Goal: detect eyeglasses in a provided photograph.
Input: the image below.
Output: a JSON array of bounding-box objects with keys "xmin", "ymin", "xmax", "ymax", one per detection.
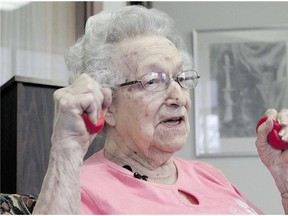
[{"xmin": 117, "ymin": 70, "xmax": 200, "ymax": 92}]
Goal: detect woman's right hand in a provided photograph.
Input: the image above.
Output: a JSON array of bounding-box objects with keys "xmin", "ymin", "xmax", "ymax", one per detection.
[{"xmin": 51, "ymin": 73, "xmax": 112, "ymax": 157}]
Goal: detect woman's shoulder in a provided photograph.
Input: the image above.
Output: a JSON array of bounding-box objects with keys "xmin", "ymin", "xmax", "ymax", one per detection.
[
  {"xmin": 81, "ymin": 149, "xmax": 107, "ymax": 173},
  {"xmin": 173, "ymin": 156, "xmax": 218, "ymax": 171},
  {"xmin": 173, "ymin": 156, "xmax": 231, "ymax": 186}
]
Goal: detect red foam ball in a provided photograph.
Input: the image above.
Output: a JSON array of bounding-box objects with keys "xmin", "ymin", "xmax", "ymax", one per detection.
[
  {"xmin": 82, "ymin": 111, "xmax": 105, "ymax": 134},
  {"xmin": 256, "ymin": 117, "xmax": 288, "ymax": 150}
]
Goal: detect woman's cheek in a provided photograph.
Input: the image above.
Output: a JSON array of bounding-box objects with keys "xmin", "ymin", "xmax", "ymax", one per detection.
[
  {"xmin": 185, "ymin": 92, "xmax": 192, "ymax": 111},
  {"xmin": 136, "ymin": 95, "xmax": 160, "ymax": 128}
]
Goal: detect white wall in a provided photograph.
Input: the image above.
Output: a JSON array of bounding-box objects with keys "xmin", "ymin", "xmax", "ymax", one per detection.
[
  {"xmin": 0, "ymin": 2, "xmax": 76, "ymax": 86},
  {"xmin": 153, "ymin": 1, "xmax": 288, "ymax": 214}
]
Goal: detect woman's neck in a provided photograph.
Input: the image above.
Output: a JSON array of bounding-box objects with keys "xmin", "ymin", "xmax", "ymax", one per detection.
[{"xmin": 103, "ymin": 140, "xmax": 177, "ymax": 184}]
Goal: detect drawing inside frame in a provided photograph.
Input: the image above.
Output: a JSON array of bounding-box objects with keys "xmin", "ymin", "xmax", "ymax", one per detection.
[{"xmin": 192, "ymin": 27, "xmax": 288, "ymax": 157}]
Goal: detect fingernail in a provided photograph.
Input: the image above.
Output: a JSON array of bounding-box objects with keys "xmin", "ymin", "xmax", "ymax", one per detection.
[
  {"xmin": 282, "ymin": 134, "xmax": 288, "ymax": 142},
  {"xmin": 279, "ymin": 129, "xmax": 285, "ymax": 136},
  {"xmin": 279, "ymin": 119, "xmax": 288, "ymax": 126}
]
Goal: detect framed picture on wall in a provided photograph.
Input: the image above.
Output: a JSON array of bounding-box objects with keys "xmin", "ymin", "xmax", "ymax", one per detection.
[{"xmin": 192, "ymin": 26, "xmax": 288, "ymax": 157}]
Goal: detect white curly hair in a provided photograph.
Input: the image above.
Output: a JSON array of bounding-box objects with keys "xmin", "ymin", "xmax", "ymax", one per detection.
[{"xmin": 65, "ymin": 5, "xmax": 193, "ymax": 87}]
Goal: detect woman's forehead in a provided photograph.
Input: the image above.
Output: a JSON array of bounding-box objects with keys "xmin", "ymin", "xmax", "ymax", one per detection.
[
  {"xmin": 118, "ymin": 37, "xmax": 169, "ymax": 56},
  {"xmin": 117, "ymin": 35, "xmax": 183, "ymax": 76},
  {"xmin": 119, "ymin": 35, "xmax": 176, "ymax": 49}
]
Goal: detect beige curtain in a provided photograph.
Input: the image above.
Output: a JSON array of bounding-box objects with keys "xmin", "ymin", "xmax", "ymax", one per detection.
[{"xmin": 0, "ymin": 2, "xmax": 88, "ymax": 86}]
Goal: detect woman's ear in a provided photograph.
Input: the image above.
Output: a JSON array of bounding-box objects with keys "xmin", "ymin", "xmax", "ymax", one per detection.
[{"xmin": 104, "ymin": 105, "xmax": 116, "ymax": 126}]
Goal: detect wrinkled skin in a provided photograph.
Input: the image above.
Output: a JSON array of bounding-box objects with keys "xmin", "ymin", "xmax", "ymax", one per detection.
[
  {"xmin": 103, "ymin": 35, "xmax": 192, "ymax": 176},
  {"xmin": 256, "ymin": 108, "xmax": 288, "ymax": 214},
  {"xmin": 33, "ymin": 74, "xmax": 112, "ymax": 214},
  {"xmin": 51, "ymin": 74, "xmax": 112, "ymax": 156}
]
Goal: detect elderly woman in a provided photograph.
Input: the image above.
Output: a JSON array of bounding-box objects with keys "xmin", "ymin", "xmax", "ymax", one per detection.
[{"xmin": 33, "ymin": 6, "xmax": 288, "ymax": 214}]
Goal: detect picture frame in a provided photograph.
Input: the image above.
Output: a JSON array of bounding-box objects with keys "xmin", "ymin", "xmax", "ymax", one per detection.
[{"xmin": 192, "ymin": 26, "xmax": 288, "ymax": 157}]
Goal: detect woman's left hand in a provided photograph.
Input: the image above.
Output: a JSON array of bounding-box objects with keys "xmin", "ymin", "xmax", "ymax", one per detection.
[{"xmin": 256, "ymin": 108, "xmax": 288, "ymax": 212}]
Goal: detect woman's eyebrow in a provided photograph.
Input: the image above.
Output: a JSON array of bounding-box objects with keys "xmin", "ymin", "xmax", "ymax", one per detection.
[{"xmin": 140, "ymin": 61, "xmax": 184, "ymax": 73}]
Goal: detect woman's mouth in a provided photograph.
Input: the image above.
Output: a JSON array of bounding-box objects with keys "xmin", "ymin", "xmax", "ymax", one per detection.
[{"xmin": 161, "ymin": 116, "xmax": 184, "ymax": 126}]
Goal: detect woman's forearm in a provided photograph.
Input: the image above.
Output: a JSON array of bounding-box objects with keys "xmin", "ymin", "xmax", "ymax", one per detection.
[
  {"xmin": 33, "ymin": 142, "xmax": 83, "ymax": 214},
  {"xmin": 271, "ymin": 163, "xmax": 288, "ymax": 215}
]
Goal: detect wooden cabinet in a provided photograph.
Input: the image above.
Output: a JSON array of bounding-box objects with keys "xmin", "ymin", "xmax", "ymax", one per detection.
[
  {"xmin": 1, "ymin": 77, "xmax": 63, "ymax": 194},
  {"xmin": 1, "ymin": 76, "xmax": 104, "ymax": 195}
]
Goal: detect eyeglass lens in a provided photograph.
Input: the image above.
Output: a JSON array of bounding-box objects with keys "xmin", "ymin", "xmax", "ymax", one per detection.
[{"xmin": 141, "ymin": 71, "xmax": 199, "ymax": 91}]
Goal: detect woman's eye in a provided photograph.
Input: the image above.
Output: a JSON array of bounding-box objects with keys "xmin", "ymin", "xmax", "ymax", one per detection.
[
  {"xmin": 146, "ymin": 79, "xmax": 160, "ymax": 85},
  {"xmin": 177, "ymin": 77, "xmax": 185, "ymax": 82}
]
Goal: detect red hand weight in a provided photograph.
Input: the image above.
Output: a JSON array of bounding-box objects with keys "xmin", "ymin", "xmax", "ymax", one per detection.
[
  {"xmin": 256, "ymin": 117, "xmax": 288, "ymax": 150},
  {"xmin": 82, "ymin": 111, "xmax": 105, "ymax": 134}
]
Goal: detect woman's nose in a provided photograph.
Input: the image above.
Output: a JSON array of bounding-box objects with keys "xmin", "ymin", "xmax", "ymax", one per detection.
[{"xmin": 164, "ymin": 80, "xmax": 186, "ymax": 107}]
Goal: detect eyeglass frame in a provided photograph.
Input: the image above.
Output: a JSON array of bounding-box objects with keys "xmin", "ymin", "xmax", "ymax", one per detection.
[{"xmin": 117, "ymin": 70, "xmax": 200, "ymax": 92}]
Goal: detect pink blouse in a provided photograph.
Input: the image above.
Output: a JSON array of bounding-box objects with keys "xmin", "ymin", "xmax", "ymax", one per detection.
[{"xmin": 80, "ymin": 150, "xmax": 262, "ymax": 214}]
